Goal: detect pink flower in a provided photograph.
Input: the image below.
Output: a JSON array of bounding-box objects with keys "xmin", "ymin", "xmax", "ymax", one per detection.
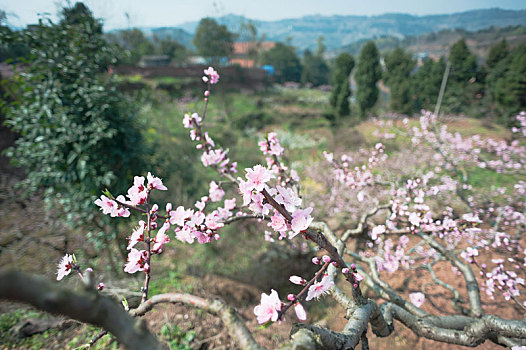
[
  {"xmin": 203, "ymin": 67, "xmax": 219, "ymax": 84},
  {"xmin": 409, "ymin": 292, "xmax": 425, "ymax": 307},
  {"xmin": 224, "ymin": 198, "xmax": 236, "ymax": 210},
  {"xmin": 127, "ymin": 176, "xmax": 147, "ymax": 205},
  {"xmin": 245, "ymin": 165, "xmax": 274, "ymax": 192},
  {"xmin": 57, "ymin": 254, "xmax": 74, "ymax": 281},
  {"xmin": 290, "ymin": 207, "xmax": 314, "ymax": 238},
  {"xmin": 289, "ymin": 275, "xmax": 306, "ymax": 285},
  {"xmin": 94, "ymin": 195, "xmax": 117, "ymax": 215},
  {"xmin": 294, "ymin": 302, "xmax": 307, "ymax": 321},
  {"xmin": 408, "ymin": 212, "xmax": 420, "ymax": 226},
  {"xmin": 201, "ymin": 149, "xmax": 227, "ymax": 167},
  {"xmin": 275, "ymin": 186, "xmax": 301, "ymax": 212},
  {"xmin": 152, "ymin": 222, "xmax": 170, "ymax": 253},
  {"xmin": 254, "ymin": 289, "xmax": 282, "ymax": 324},
  {"xmin": 147, "ymin": 172, "xmax": 167, "ymax": 191},
  {"xmin": 96, "ymin": 282, "xmax": 105, "ymax": 291},
  {"xmin": 209, "ymin": 181, "xmax": 225, "ymax": 202},
  {"xmin": 238, "ymin": 178, "xmax": 254, "ymax": 206},
  {"xmin": 269, "ymin": 213, "xmax": 288, "ymax": 232},
  {"xmin": 371, "ymin": 225, "xmax": 386, "ymax": 240},
  {"xmin": 175, "ymin": 225, "xmax": 196, "ymax": 244},
  {"xmin": 124, "ymin": 248, "xmax": 148, "ymax": 274},
  {"xmin": 127, "ymin": 220, "xmax": 146, "ymax": 249},
  {"xmin": 306, "ymin": 274, "xmax": 334, "ymax": 301},
  {"xmin": 169, "ymin": 206, "xmax": 193, "ymax": 226}
]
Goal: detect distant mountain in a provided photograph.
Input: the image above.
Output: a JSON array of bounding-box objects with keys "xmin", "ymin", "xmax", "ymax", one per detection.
[
  {"xmin": 139, "ymin": 27, "xmax": 194, "ymax": 49},
  {"xmin": 171, "ymin": 8, "xmax": 526, "ymax": 51},
  {"xmin": 340, "ymin": 25, "xmax": 526, "ymax": 57}
]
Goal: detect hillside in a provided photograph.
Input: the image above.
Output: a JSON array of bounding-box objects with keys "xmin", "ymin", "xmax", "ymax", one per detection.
[
  {"xmin": 341, "ymin": 25, "xmax": 526, "ymax": 57},
  {"xmin": 167, "ymin": 8, "xmax": 526, "ymax": 51}
]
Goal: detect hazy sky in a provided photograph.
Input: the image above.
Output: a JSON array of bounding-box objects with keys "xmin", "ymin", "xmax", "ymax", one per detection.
[{"xmin": 2, "ymin": 0, "xmax": 525, "ymax": 29}]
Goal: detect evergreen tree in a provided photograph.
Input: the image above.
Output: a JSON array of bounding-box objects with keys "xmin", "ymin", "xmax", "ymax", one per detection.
[
  {"xmin": 411, "ymin": 58, "xmax": 446, "ymax": 111},
  {"xmin": 301, "ymin": 49, "xmax": 329, "ymax": 86},
  {"xmin": 261, "ymin": 42, "xmax": 302, "ymax": 83},
  {"xmin": 486, "ymin": 39, "xmax": 509, "ymax": 69},
  {"xmin": 4, "ymin": 2, "xmax": 148, "ymax": 230},
  {"xmin": 488, "ymin": 43, "xmax": 526, "ymax": 122},
  {"xmin": 443, "ymin": 39, "xmax": 480, "ymax": 113},
  {"xmin": 384, "ymin": 47, "xmax": 415, "ymax": 114},
  {"xmin": 329, "ymin": 53, "xmax": 355, "ymax": 119},
  {"xmin": 355, "ymin": 41, "xmax": 381, "ymax": 116},
  {"xmin": 193, "ymin": 18, "xmax": 235, "ymax": 65}
]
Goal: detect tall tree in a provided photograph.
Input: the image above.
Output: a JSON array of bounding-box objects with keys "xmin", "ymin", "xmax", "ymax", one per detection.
[
  {"xmin": 4, "ymin": 2, "xmax": 148, "ymax": 230},
  {"xmin": 355, "ymin": 41, "xmax": 381, "ymax": 116},
  {"xmin": 411, "ymin": 57, "xmax": 446, "ymax": 111},
  {"xmin": 301, "ymin": 49, "xmax": 329, "ymax": 86},
  {"xmin": 486, "ymin": 39, "xmax": 509, "ymax": 70},
  {"xmin": 261, "ymin": 42, "xmax": 302, "ymax": 83},
  {"xmin": 443, "ymin": 39, "xmax": 480, "ymax": 113},
  {"xmin": 330, "ymin": 53, "xmax": 355, "ymax": 119},
  {"xmin": 488, "ymin": 43, "xmax": 526, "ymax": 122},
  {"xmin": 193, "ymin": 18, "xmax": 235, "ymax": 65},
  {"xmin": 384, "ymin": 47, "xmax": 416, "ymax": 114}
]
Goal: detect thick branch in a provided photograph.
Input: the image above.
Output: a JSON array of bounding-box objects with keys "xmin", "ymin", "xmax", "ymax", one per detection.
[
  {"xmin": 0, "ymin": 270, "xmax": 166, "ymax": 350},
  {"xmin": 130, "ymin": 293, "xmax": 264, "ymax": 350},
  {"xmin": 418, "ymin": 233, "xmax": 482, "ymax": 317},
  {"xmin": 381, "ymin": 302, "xmax": 526, "ymax": 347}
]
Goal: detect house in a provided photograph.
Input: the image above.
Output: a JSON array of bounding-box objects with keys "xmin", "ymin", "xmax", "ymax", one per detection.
[{"xmin": 230, "ymin": 41, "xmax": 275, "ymax": 68}]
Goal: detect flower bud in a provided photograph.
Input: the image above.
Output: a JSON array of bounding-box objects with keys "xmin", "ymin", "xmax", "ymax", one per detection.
[
  {"xmin": 312, "ymin": 257, "xmax": 321, "ymax": 265},
  {"xmin": 342, "ymin": 267, "xmax": 350, "ymax": 274},
  {"xmin": 322, "ymin": 255, "xmax": 331, "ymax": 263},
  {"xmin": 289, "ymin": 275, "xmax": 306, "ymax": 285},
  {"xmin": 97, "ymin": 282, "xmax": 105, "ymax": 291},
  {"xmin": 287, "ymin": 294, "xmax": 295, "ymax": 301}
]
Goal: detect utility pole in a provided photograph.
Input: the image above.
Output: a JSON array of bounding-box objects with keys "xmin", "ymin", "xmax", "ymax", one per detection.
[{"xmin": 434, "ymin": 60, "xmax": 451, "ymax": 118}]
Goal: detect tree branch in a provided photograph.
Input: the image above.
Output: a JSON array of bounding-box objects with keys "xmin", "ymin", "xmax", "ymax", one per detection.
[
  {"xmin": 130, "ymin": 293, "xmax": 264, "ymax": 350},
  {"xmin": 0, "ymin": 270, "xmax": 167, "ymax": 350}
]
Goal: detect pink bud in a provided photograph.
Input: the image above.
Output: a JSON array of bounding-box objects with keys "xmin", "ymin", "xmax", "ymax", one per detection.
[
  {"xmin": 322, "ymin": 255, "xmax": 331, "ymax": 263},
  {"xmin": 289, "ymin": 275, "xmax": 306, "ymax": 285},
  {"xmin": 204, "ymin": 98, "xmax": 208, "ymax": 102},
  {"xmin": 294, "ymin": 302, "xmax": 307, "ymax": 321},
  {"xmin": 196, "ymin": 144, "xmax": 203, "ymax": 149},
  {"xmin": 353, "ymin": 283, "xmax": 358, "ymax": 288},
  {"xmin": 287, "ymin": 294, "xmax": 295, "ymax": 301},
  {"xmin": 312, "ymin": 257, "xmax": 320, "ymax": 265},
  {"xmin": 342, "ymin": 268, "xmax": 350, "ymax": 274},
  {"xmin": 331, "ymin": 261, "xmax": 338, "ymax": 267},
  {"xmin": 350, "ymin": 263, "xmax": 356, "ymax": 270},
  {"xmin": 85, "ymin": 268, "xmax": 93, "ymax": 273},
  {"xmin": 204, "ymin": 90, "xmax": 210, "ymax": 97},
  {"xmin": 166, "ymin": 203, "xmax": 172, "ymax": 212},
  {"xmin": 97, "ymin": 282, "xmax": 105, "ymax": 291}
]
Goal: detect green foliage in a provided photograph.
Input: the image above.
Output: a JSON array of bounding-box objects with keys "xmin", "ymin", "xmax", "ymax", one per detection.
[
  {"xmin": 105, "ymin": 29, "xmax": 155, "ymax": 65},
  {"xmin": 160, "ymin": 324, "xmax": 196, "ymax": 350},
  {"xmin": 329, "ymin": 53, "xmax": 355, "ymax": 120},
  {"xmin": 442, "ymin": 39, "xmax": 481, "ymax": 113},
  {"xmin": 384, "ymin": 47, "xmax": 416, "ymax": 114},
  {"xmin": 261, "ymin": 42, "xmax": 302, "ymax": 83},
  {"xmin": 153, "ymin": 35, "xmax": 187, "ymax": 64},
  {"xmin": 488, "ymin": 43, "xmax": 526, "ymax": 121},
  {"xmin": 3, "ymin": 3, "xmax": 148, "ymax": 228},
  {"xmin": 301, "ymin": 49, "xmax": 329, "ymax": 86},
  {"xmin": 486, "ymin": 39, "xmax": 509, "ymax": 69},
  {"xmin": 411, "ymin": 58, "xmax": 446, "ymax": 111},
  {"xmin": 193, "ymin": 18, "xmax": 235, "ymax": 64},
  {"xmin": 355, "ymin": 41, "xmax": 381, "ymax": 116}
]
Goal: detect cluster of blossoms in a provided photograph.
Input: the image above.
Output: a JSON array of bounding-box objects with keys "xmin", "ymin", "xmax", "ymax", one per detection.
[{"xmin": 408, "ymin": 112, "xmax": 525, "ymax": 174}]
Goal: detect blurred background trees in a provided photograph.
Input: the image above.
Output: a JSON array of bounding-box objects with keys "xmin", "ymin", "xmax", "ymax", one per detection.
[{"xmin": 3, "ymin": 3, "xmax": 149, "ymax": 245}]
